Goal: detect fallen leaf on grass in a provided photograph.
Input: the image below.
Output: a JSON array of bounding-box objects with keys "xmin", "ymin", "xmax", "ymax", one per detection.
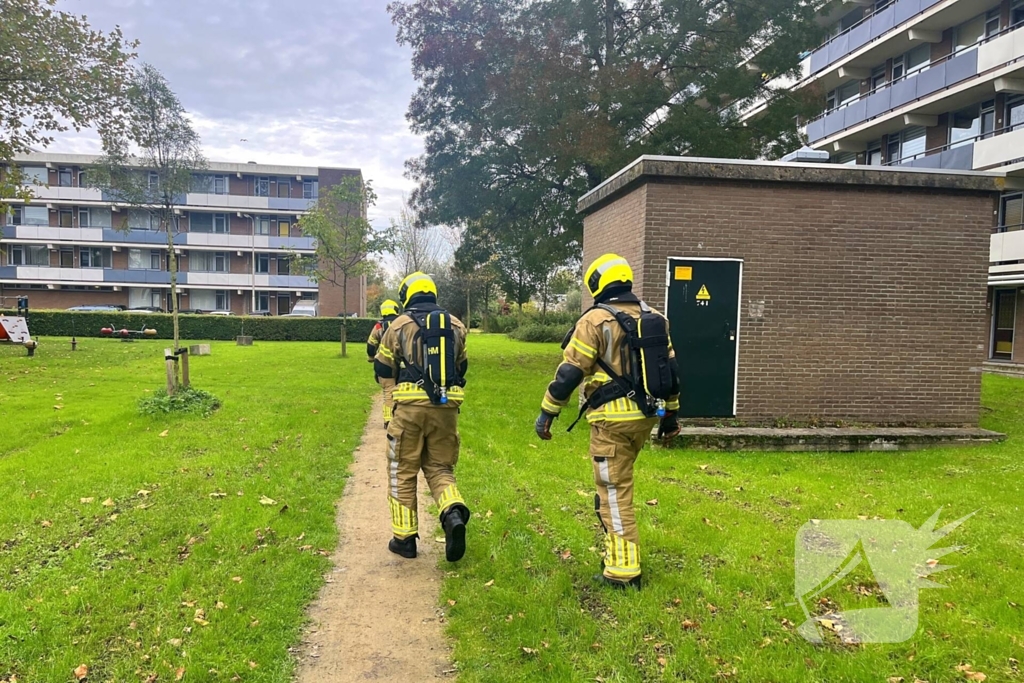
[
  {"xmin": 448, "ymin": 599, "xmax": 457, "ymax": 606},
  {"xmin": 231, "ymin": 576, "xmax": 243, "ymax": 583},
  {"xmin": 53, "ymin": 405, "xmax": 62, "ymax": 410},
  {"xmin": 657, "ymin": 656, "xmax": 667, "ymax": 667},
  {"xmin": 646, "ymin": 499, "xmax": 659, "ymax": 506},
  {"xmin": 215, "ymin": 601, "xmax": 226, "ymax": 610},
  {"xmin": 681, "ymin": 619, "xmax": 699, "ymax": 630},
  {"xmin": 888, "ymin": 678, "xmax": 905, "ymax": 683},
  {"xmin": 209, "ymin": 492, "xmax": 227, "ymax": 499},
  {"xmin": 80, "ymin": 497, "xmax": 94, "ymax": 504},
  {"xmin": 522, "ymin": 647, "xmax": 538, "ymax": 655},
  {"xmin": 259, "ymin": 496, "xmax": 277, "ymax": 506},
  {"xmin": 175, "ymin": 667, "xmax": 185, "ymax": 681},
  {"xmin": 73, "ymin": 664, "xmax": 88, "ymax": 680},
  {"xmin": 137, "ymin": 490, "xmax": 151, "ymax": 497},
  {"xmin": 159, "ymin": 430, "xmax": 169, "ymax": 437},
  {"xmin": 102, "ymin": 498, "xmax": 114, "ymax": 507},
  {"xmin": 168, "ymin": 638, "xmax": 183, "ymax": 647},
  {"xmin": 560, "ymin": 549, "xmax": 572, "ymax": 561},
  {"xmin": 41, "ymin": 520, "xmax": 52, "ymax": 528},
  {"xmin": 484, "ymin": 580, "xmax": 495, "ymax": 587},
  {"xmin": 956, "ymin": 664, "xmax": 987, "ymax": 681},
  {"xmin": 249, "ymin": 661, "xmax": 258, "ymax": 670}
]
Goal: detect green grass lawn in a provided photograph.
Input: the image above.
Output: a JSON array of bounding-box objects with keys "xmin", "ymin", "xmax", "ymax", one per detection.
[
  {"xmin": 3, "ymin": 335, "xmax": 1024, "ymax": 683},
  {"xmin": 0, "ymin": 338, "xmax": 376, "ymax": 682},
  {"xmin": 450, "ymin": 336, "xmax": 1024, "ymax": 683}
]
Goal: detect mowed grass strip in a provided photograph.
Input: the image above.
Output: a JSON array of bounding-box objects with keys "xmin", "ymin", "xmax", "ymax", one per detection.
[
  {"xmin": 0, "ymin": 338, "xmax": 375, "ymax": 682},
  {"xmin": 449, "ymin": 335, "xmax": 1024, "ymax": 683}
]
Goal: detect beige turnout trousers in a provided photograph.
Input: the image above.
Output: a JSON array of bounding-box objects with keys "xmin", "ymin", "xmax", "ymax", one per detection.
[
  {"xmin": 590, "ymin": 418, "xmax": 657, "ymax": 581},
  {"xmin": 385, "ymin": 404, "xmax": 465, "ymax": 539}
]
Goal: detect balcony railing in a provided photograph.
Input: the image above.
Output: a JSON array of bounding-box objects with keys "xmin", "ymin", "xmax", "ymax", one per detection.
[
  {"xmin": 2, "ymin": 225, "xmax": 315, "ymax": 251},
  {"xmin": 807, "ymin": 26, "xmax": 1024, "ymax": 143},
  {"xmin": 809, "ymin": 0, "xmax": 945, "ymax": 75}
]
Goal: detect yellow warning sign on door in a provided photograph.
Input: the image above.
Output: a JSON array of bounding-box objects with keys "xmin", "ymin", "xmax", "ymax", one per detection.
[
  {"xmin": 674, "ymin": 266, "xmax": 692, "ymax": 281},
  {"xmin": 696, "ymin": 284, "xmax": 711, "ymax": 301}
]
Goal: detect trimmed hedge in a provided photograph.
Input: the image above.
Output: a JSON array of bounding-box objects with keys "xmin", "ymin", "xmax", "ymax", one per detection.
[
  {"xmin": 1, "ymin": 310, "xmax": 377, "ymax": 343},
  {"xmin": 508, "ymin": 323, "xmax": 571, "ymax": 343}
]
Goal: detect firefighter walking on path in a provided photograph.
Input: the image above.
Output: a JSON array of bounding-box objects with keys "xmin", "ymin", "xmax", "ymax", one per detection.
[
  {"xmin": 367, "ymin": 299, "xmax": 401, "ymax": 427},
  {"xmin": 534, "ymin": 254, "xmax": 681, "ymax": 590},
  {"xmin": 374, "ymin": 272, "xmax": 471, "ymax": 562}
]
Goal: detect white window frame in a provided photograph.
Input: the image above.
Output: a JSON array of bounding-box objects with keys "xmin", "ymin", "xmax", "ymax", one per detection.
[
  {"xmin": 213, "ymin": 213, "xmax": 228, "ymax": 233},
  {"xmin": 78, "ymin": 208, "xmax": 91, "ymax": 228},
  {"xmin": 255, "ymin": 177, "xmax": 270, "ymax": 197},
  {"xmin": 256, "ymin": 252, "xmax": 270, "ymax": 274},
  {"xmin": 128, "ymin": 248, "xmax": 146, "ymax": 270}
]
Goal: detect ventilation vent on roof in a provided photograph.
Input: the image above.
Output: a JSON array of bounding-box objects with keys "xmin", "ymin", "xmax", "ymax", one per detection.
[{"xmin": 780, "ymin": 147, "xmax": 830, "ymax": 163}]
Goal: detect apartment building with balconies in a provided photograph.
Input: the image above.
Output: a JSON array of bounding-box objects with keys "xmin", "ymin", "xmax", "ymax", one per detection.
[
  {"xmin": 740, "ymin": 0, "xmax": 1024, "ymax": 363},
  {"xmin": 0, "ymin": 153, "xmax": 366, "ymax": 317}
]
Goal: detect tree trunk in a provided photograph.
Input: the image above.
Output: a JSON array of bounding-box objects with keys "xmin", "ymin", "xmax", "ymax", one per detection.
[
  {"xmin": 340, "ymin": 274, "xmax": 348, "ymax": 357},
  {"xmin": 605, "ymin": 0, "xmax": 615, "ymax": 66},
  {"xmin": 166, "ymin": 221, "xmax": 181, "ymax": 388}
]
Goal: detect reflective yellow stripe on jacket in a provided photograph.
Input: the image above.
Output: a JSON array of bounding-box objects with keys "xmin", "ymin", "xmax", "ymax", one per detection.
[{"xmin": 392, "ymin": 382, "xmax": 465, "ymax": 404}]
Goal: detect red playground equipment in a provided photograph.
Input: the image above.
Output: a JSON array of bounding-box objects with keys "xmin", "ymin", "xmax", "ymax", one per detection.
[
  {"xmin": 101, "ymin": 324, "xmax": 158, "ymax": 342},
  {"xmin": 0, "ymin": 316, "xmax": 38, "ymax": 356}
]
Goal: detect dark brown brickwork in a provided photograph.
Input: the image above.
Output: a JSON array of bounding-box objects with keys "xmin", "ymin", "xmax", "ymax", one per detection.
[{"xmin": 581, "ymin": 160, "xmax": 999, "ymax": 426}]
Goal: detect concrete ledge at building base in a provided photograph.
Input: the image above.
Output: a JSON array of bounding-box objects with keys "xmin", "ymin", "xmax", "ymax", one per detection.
[
  {"xmin": 983, "ymin": 361, "xmax": 1024, "ymax": 378},
  {"xmin": 664, "ymin": 427, "xmax": 1005, "ymax": 452}
]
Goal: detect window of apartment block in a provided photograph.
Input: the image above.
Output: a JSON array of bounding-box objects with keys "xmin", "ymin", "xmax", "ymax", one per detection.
[
  {"xmin": 216, "ymin": 290, "xmax": 228, "ymax": 310},
  {"xmin": 19, "ymin": 206, "xmax": 48, "ymax": 226},
  {"xmin": 20, "ymin": 166, "xmax": 47, "ymax": 186},
  {"xmin": 80, "ymin": 247, "xmax": 111, "ymax": 268},
  {"xmin": 986, "ymin": 9, "xmax": 1001, "ymax": 37},
  {"xmin": 58, "ymin": 167, "xmax": 74, "ymax": 187},
  {"xmin": 127, "ymin": 209, "xmax": 158, "ymax": 231},
  {"xmin": 278, "ymin": 219, "xmax": 290, "ymax": 236},
  {"xmin": 148, "ymin": 171, "xmax": 160, "ymax": 190},
  {"xmin": 870, "ymin": 66, "xmax": 887, "ymax": 92},
  {"xmin": 213, "ymin": 214, "xmax": 227, "ymax": 233},
  {"xmin": 59, "ymin": 249, "xmax": 73, "ymax": 267},
  {"xmin": 826, "ymin": 80, "xmax": 860, "ymax": 112},
  {"xmin": 278, "ymin": 256, "xmax": 291, "ymax": 275},
  {"xmin": 58, "ymin": 209, "xmax": 73, "ymax": 228},
  {"xmin": 833, "ymin": 6, "xmax": 863, "ymax": 35},
  {"xmin": 277, "ymin": 178, "xmax": 290, "ymax": 198},
  {"xmin": 905, "ymin": 44, "xmax": 930, "ymax": 75},
  {"xmin": 8, "ymin": 207, "xmax": 21, "ymax": 225},
  {"xmin": 129, "ymin": 248, "xmax": 146, "ymax": 270},
  {"xmin": 257, "ymin": 292, "xmax": 270, "ymax": 312},
  {"xmin": 303, "ymin": 179, "xmax": 318, "ymax": 199},
  {"xmin": 191, "ymin": 251, "xmax": 228, "ymax": 272},
  {"xmin": 8, "ymin": 245, "xmax": 50, "ymax": 266},
  {"xmin": 213, "ymin": 175, "xmax": 228, "ymax": 194},
  {"xmin": 190, "ymin": 212, "xmax": 214, "ymax": 233},
  {"xmin": 1007, "ymin": 95, "xmax": 1024, "ymax": 132},
  {"xmin": 87, "ymin": 207, "xmax": 112, "ymax": 228},
  {"xmin": 77, "ymin": 170, "xmax": 87, "ymax": 187},
  {"xmin": 1000, "ymin": 193, "xmax": 1024, "ymax": 230},
  {"xmin": 78, "ymin": 208, "xmax": 91, "ymax": 228},
  {"xmin": 950, "ymin": 101, "xmax": 995, "ymax": 148},
  {"xmin": 256, "ymin": 216, "xmax": 271, "ymax": 235},
  {"xmin": 150, "ymin": 250, "xmax": 162, "ymax": 270},
  {"xmin": 1014, "ymin": 0, "xmax": 1024, "ymax": 27},
  {"xmin": 215, "ymin": 252, "xmax": 227, "ymax": 272},
  {"xmin": 256, "ymin": 253, "xmax": 270, "ymax": 273},
  {"xmin": 867, "ymin": 141, "xmax": 883, "ymax": 165},
  {"xmin": 833, "ymin": 152, "xmax": 857, "ymax": 165},
  {"xmin": 955, "ymin": 14, "xmax": 987, "ymax": 53},
  {"xmin": 256, "ymin": 177, "xmax": 270, "ymax": 197}
]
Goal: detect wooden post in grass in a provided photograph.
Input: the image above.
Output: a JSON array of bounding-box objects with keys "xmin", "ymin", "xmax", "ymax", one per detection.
[
  {"xmin": 180, "ymin": 347, "xmax": 190, "ymax": 388},
  {"xmin": 165, "ymin": 348, "xmax": 177, "ymax": 396}
]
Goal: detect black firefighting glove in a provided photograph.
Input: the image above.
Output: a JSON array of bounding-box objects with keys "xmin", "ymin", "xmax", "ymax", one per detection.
[
  {"xmin": 535, "ymin": 410, "xmax": 556, "ymax": 440},
  {"xmin": 657, "ymin": 411, "xmax": 680, "ymax": 442}
]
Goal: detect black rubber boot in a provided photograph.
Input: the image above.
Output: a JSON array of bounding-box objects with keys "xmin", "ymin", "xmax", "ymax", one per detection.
[
  {"xmin": 388, "ymin": 535, "xmax": 417, "ymax": 559},
  {"xmin": 594, "ymin": 573, "xmax": 642, "ymax": 591},
  {"xmin": 440, "ymin": 504, "xmax": 470, "ymax": 562}
]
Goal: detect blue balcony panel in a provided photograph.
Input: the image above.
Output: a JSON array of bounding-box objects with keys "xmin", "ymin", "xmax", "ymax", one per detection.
[
  {"xmin": 822, "ymin": 109, "xmax": 847, "ymax": 138},
  {"xmin": 945, "ymin": 49, "xmax": 977, "ymax": 87},
  {"xmin": 869, "ymin": 6, "xmax": 895, "ymax": 37},
  {"xmin": 917, "ymin": 63, "xmax": 946, "ymax": 99},
  {"xmin": 894, "ymin": 0, "xmax": 920, "ymax": 26},
  {"xmin": 865, "ymin": 88, "xmax": 892, "ymax": 119},
  {"xmin": 0, "ymin": 266, "xmax": 16, "ymax": 278},
  {"xmin": 849, "ymin": 21, "xmax": 872, "ymax": 53},
  {"xmin": 101, "ymin": 229, "xmax": 188, "ymax": 245},
  {"xmin": 844, "ymin": 98, "xmax": 868, "ymax": 129},
  {"xmin": 104, "ymin": 269, "xmax": 175, "ymax": 285},
  {"xmin": 941, "ymin": 144, "xmax": 975, "ymax": 170},
  {"xmin": 905, "ymin": 154, "xmax": 942, "ymax": 169},
  {"xmin": 269, "ymin": 275, "xmax": 317, "ymax": 289},
  {"xmin": 810, "ymin": 48, "xmax": 829, "ymax": 75},
  {"xmin": 890, "ymin": 74, "xmax": 918, "ymax": 109},
  {"xmin": 807, "ymin": 118, "xmax": 826, "ymax": 142},
  {"xmin": 2, "ymin": 226, "xmax": 15, "ymax": 239},
  {"xmin": 828, "ymin": 33, "xmax": 850, "ymax": 64}
]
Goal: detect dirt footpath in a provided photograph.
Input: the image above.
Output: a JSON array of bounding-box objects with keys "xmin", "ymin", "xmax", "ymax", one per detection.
[{"xmin": 294, "ymin": 395, "xmax": 452, "ymax": 681}]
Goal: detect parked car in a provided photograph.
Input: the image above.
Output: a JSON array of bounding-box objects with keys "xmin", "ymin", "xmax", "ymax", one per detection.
[
  {"xmin": 208, "ymin": 310, "xmax": 235, "ymax": 316},
  {"xmin": 281, "ymin": 301, "xmax": 318, "ymax": 317},
  {"xmin": 128, "ymin": 307, "xmax": 163, "ymax": 314},
  {"xmin": 67, "ymin": 305, "xmax": 126, "ymax": 311}
]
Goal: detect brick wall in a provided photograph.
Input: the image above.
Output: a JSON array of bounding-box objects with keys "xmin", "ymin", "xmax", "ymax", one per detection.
[
  {"xmin": 581, "ymin": 184, "xmax": 647, "ymax": 310},
  {"xmin": 1014, "ymin": 288, "xmax": 1024, "ymax": 364},
  {"xmin": 584, "ymin": 175, "xmax": 995, "ymax": 426}
]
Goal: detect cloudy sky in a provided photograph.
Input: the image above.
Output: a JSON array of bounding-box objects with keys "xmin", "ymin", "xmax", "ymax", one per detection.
[{"xmin": 53, "ymin": 0, "xmax": 422, "ymax": 231}]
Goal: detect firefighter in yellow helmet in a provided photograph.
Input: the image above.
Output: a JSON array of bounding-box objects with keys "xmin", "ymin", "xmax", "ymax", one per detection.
[
  {"xmin": 535, "ymin": 254, "xmax": 681, "ymax": 590},
  {"xmin": 374, "ymin": 272, "xmax": 471, "ymax": 561},
  {"xmin": 367, "ymin": 299, "xmax": 401, "ymax": 427}
]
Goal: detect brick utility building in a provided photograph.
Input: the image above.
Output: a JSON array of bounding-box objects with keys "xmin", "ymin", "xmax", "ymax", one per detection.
[
  {"xmin": 579, "ymin": 156, "xmax": 1006, "ymax": 426},
  {"xmin": 0, "ymin": 153, "xmax": 365, "ymax": 317}
]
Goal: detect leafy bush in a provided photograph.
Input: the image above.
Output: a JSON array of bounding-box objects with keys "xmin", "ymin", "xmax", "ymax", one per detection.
[
  {"xmin": 508, "ymin": 323, "xmax": 570, "ymax": 343},
  {"xmin": 485, "ymin": 311, "xmax": 578, "ymax": 334},
  {"xmin": 1, "ymin": 310, "xmax": 377, "ymax": 343},
  {"xmin": 139, "ymin": 387, "xmax": 221, "ymax": 417}
]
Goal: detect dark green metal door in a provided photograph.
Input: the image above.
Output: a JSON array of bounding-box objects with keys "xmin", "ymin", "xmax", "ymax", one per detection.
[{"xmin": 665, "ymin": 258, "xmax": 742, "ymax": 417}]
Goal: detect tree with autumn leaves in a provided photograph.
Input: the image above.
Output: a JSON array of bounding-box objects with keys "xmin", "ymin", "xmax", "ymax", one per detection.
[{"xmin": 389, "ymin": 0, "xmax": 829, "ymax": 303}]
